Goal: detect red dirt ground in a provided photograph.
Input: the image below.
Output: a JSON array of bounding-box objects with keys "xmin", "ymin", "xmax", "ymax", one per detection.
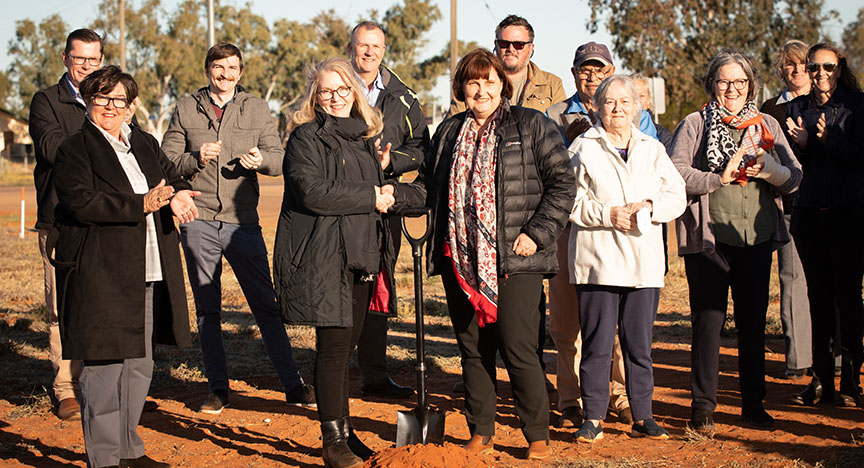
[{"xmin": 2, "ymin": 181, "xmax": 863, "ymax": 467}]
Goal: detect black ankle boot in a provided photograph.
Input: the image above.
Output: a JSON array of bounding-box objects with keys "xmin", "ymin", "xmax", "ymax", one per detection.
[
  {"xmin": 342, "ymin": 417, "xmax": 374, "ymax": 460},
  {"xmin": 321, "ymin": 420, "xmax": 362, "ymax": 468}
]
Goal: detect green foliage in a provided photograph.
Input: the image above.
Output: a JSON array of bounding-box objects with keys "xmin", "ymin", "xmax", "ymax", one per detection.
[
  {"xmin": 587, "ymin": 0, "xmax": 833, "ymax": 128},
  {"xmin": 7, "ymin": 15, "xmax": 69, "ymax": 115},
  {"xmin": 0, "ymin": 71, "xmax": 12, "ymax": 110},
  {"xmin": 5, "ymin": 0, "xmax": 444, "ymax": 138},
  {"xmin": 842, "ymin": 7, "xmax": 864, "ymax": 84}
]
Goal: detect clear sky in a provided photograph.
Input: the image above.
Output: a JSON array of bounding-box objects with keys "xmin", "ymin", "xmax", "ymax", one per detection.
[{"xmin": 0, "ymin": 0, "xmax": 859, "ymax": 107}]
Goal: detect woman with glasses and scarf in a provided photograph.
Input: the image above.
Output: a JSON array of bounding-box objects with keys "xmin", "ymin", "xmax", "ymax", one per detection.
[
  {"xmin": 273, "ymin": 58, "xmax": 397, "ymax": 468},
  {"xmin": 393, "ymin": 48, "xmax": 574, "ymax": 460},
  {"xmin": 670, "ymin": 50, "xmax": 801, "ymax": 431},
  {"xmin": 786, "ymin": 42, "xmax": 864, "ymax": 409}
]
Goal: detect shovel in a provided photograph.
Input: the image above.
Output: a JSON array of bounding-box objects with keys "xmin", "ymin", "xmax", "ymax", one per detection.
[{"xmin": 395, "ymin": 206, "xmax": 446, "ymax": 446}]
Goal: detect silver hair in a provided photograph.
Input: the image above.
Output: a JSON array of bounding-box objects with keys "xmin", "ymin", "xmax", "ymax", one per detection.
[
  {"xmin": 702, "ymin": 49, "xmax": 758, "ymax": 101},
  {"xmin": 592, "ymin": 75, "xmax": 642, "ymax": 125}
]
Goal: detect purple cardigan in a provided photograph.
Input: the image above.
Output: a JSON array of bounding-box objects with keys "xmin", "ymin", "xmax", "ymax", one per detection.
[{"xmin": 669, "ymin": 111, "xmax": 802, "ymax": 255}]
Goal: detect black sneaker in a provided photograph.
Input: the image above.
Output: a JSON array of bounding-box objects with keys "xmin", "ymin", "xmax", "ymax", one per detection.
[
  {"xmin": 740, "ymin": 407, "xmax": 774, "ymax": 428},
  {"xmin": 199, "ymin": 391, "xmax": 229, "ymax": 415},
  {"xmin": 574, "ymin": 420, "xmax": 604, "ymax": 442},
  {"xmin": 631, "ymin": 419, "xmax": 670, "ymax": 439},
  {"xmin": 286, "ymin": 383, "xmax": 317, "ymax": 408}
]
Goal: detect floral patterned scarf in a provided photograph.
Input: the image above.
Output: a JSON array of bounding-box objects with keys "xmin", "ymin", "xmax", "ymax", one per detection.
[
  {"xmin": 444, "ymin": 108, "xmax": 500, "ymax": 327},
  {"xmin": 702, "ymin": 99, "xmax": 774, "ymax": 185}
]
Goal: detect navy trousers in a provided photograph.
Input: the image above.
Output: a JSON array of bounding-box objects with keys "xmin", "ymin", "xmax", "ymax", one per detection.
[{"xmin": 180, "ymin": 220, "xmax": 302, "ymax": 395}]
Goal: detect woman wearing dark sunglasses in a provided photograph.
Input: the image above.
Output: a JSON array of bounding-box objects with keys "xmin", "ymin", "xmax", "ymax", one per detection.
[{"xmin": 786, "ymin": 42, "xmax": 864, "ymax": 409}]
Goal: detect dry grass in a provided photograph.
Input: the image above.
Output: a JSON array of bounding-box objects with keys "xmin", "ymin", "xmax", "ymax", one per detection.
[
  {"xmin": 0, "ymin": 214, "xmax": 789, "ymax": 399},
  {"xmin": 0, "ymin": 160, "xmax": 34, "ymax": 186}
]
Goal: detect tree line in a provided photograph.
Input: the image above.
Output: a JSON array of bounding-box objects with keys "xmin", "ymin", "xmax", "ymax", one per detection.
[
  {"xmin": 0, "ymin": 0, "xmax": 468, "ymax": 139},
  {"xmin": 0, "ymin": 0, "xmax": 862, "ymax": 134}
]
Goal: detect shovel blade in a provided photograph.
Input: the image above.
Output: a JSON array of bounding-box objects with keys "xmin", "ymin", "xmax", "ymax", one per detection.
[{"xmin": 395, "ymin": 407, "xmax": 446, "ymax": 446}]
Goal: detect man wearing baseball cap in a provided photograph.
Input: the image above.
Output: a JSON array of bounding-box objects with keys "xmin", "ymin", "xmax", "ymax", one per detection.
[
  {"xmin": 546, "ymin": 41, "xmax": 659, "ymax": 430},
  {"xmin": 547, "ymin": 41, "xmax": 658, "ymax": 143}
]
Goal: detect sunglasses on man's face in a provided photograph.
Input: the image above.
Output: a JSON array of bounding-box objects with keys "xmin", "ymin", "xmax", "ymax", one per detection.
[
  {"xmin": 495, "ymin": 39, "xmax": 531, "ymax": 50},
  {"xmin": 806, "ymin": 62, "xmax": 837, "ymax": 73}
]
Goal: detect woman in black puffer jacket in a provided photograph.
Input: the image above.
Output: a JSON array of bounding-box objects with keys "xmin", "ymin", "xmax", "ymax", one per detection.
[
  {"xmin": 393, "ymin": 49, "xmax": 575, "ymax": 460},
  {"xmin": 786, "ymin": 42, "xmax": 864, "ymax": 408}
]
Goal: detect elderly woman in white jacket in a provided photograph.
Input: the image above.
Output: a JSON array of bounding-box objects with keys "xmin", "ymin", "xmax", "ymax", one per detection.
[{"xmin": 568, "ymin": 75, "xmax": 686, "ymax": 443}]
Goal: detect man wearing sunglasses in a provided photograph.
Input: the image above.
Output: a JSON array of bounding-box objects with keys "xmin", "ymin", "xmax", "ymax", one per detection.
[
  {"xmin": 162, "ymin": 42, "xmax": 314, "ymax": 415},
  {"xmin": 449, "ymin": 15, "xmax": 566, "ymax": 115},
  {"xmin": 29, "ymin": 28, "xmax": 105, "ymax": 423},
  {"xmin": 546, "ymin": 41, "xmax": 660, "ymax": 430}
]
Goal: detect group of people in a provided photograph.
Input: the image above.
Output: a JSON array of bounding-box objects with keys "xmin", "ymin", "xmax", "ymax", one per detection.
[{"xmin": 29, "ymin": 13, "xmax": 863, "ymax": 468}]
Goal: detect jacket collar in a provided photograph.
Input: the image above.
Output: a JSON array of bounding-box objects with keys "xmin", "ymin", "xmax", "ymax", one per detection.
[
  {"xmin": 57, "ymin": 73, "xmax": 85, "ymax": 107},
  {"xmin": 82, "ymin": 119, "xmax": 164, "ymax": 192},
  {"xmin": 808, "ymin": 84, "xmax": 850, "ymax": 109},
  {"xmin": 564, "ymin": 93, "xmax": 590, "ymax": 115},
  {"xmin": 582, "ymin": 122, "xmax": 650, "ymax": 150}
]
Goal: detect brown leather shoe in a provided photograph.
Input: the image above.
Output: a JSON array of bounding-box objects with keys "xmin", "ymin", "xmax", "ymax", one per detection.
[
  {"xmin": 526, "ymin": 440, "xmax": 551, "ymax": 460},
  {"xmin": 464, "ymin": 435, "xmax": 494, "ymax": 454},
  {"xmin": 617, "ymin": 407, "xmax": 634, "ymax": 424},
  {"xmin": 57, "ymin": 398, "xmax": 81, "ymax": 421},
  {"xmin": 556, "ymin": 406, "xmax": 583, "ymax": 428}
]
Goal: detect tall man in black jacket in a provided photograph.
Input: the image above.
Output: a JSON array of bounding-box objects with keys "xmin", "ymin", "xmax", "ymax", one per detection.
[
  {"xmin": 29, "ymin": 28, "xmax": 105, "ymax": 422},
  {"xmin": 348, "ymin": 21, "xmax": 430, "ymax": 398}
]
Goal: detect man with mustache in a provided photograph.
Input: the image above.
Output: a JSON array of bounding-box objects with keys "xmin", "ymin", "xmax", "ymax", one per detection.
[{"xmin": 162, "ymin": 42, "xmax": 314, "ymax": 414}]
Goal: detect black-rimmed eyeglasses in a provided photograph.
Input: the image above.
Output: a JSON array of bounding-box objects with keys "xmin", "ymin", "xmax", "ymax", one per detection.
[{"xmin": 91, "ymin": 95, "xmax": 130, "ymax": 109}]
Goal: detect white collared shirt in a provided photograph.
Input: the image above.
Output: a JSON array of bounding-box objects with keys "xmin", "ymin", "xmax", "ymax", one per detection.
[
  {"xmin": 90, "ymin": 119, "xmax": 163, "ymax": 282},
  {"xmin": 775, "ymin": 89, "xmax": 794, "ymax": 105},
  {"xmin": 360, "ymin": 71, "xmax": 385, "ymax": 107}
]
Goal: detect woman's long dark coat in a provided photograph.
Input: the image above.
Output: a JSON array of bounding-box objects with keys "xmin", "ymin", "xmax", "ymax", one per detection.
[{"xmin": 51, "ymin": 120, "xmax": 192, "ymax": 361}]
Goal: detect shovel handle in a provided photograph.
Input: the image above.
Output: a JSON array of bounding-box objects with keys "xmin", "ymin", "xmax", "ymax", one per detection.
[{"xmin": 400, "ymin": 206, "xmax": 432, "ymax": 257}]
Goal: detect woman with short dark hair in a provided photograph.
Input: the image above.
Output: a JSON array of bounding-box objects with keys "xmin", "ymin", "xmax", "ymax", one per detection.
[
  {"xmin": 52, "ymin": 65, "xmax": 199, "ymax": 468},
  {"xmin": 670, "ymin": 50, "xmax": 802, "ymax": 431},
  {"xmin": 394, "ymin": 48, "xmax": 575, "ymax": 460}
]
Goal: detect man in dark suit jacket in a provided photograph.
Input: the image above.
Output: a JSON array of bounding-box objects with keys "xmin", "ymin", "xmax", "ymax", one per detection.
[{"xmin": 29, "ymin": 28, "xmax": 104, "ymax": 422}]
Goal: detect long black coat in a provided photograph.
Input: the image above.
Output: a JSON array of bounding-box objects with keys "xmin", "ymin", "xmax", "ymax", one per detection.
[
  {"xmin": 273, "ymin": 112, "xmax": 397, "ymax": 327},
  {"xmin": 395, "ymin": 103, "xmax": 576, "ymax": 278},
  {"xmin": 51, "ymin": 120, "xmax": 192, "ymax": 360}
]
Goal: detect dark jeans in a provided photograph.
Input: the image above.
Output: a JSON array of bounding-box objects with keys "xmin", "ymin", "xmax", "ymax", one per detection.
[
  {"xmin": 179, "ymin": 220, "xmax": 302, "ymax": 395},
  {"xmin": 576, "ymin": 285, "xmax": 660, "ymax": 422},
  {"xmin": 684, "ymin": 241, "xmax": 773, "ymax": 412},
  {"xmin": 442, "ymin": 269, "xmax": 549, "ymax": 443},
  {"xmin": 315, "ymin": 275, "xmax": 373, "ymax": 421},
  {"xmin": 792, "ymin": 208, "xmax": 864, "ymax": 396}
]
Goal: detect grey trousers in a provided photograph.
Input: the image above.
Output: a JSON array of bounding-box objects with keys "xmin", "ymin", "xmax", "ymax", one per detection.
[
  {"xmin": 777, "ymin": 214, "xmax": 812, "ymax": 370},
  {"xmin": 79, "ymin": 283, "xmax": 155, "ymax": 468}
]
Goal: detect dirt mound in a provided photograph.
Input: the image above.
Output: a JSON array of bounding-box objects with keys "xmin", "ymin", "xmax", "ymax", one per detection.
[{"xmin": 364, "ymin": 443, "xmax": 491, "ymax": 468}]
